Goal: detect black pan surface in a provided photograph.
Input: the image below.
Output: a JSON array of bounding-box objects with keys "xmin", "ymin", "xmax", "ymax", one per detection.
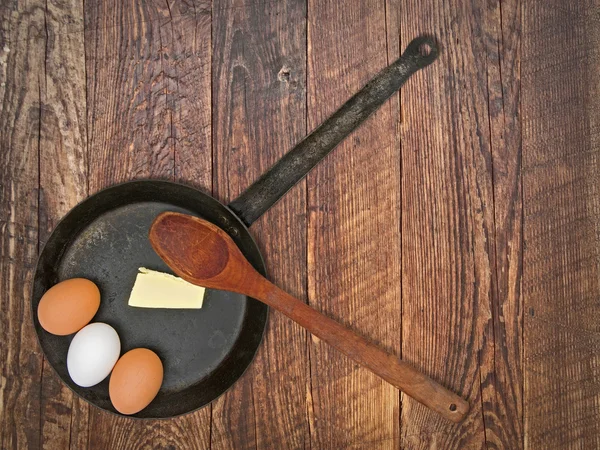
[{"xmin": 32, "ymin": 181, "xmax": 268, "ymax": 418}]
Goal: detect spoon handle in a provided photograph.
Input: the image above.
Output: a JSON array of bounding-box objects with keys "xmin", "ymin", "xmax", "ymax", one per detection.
[{"xmin": 257, "ymin": 280, "xmax": 469, "ymax": 423}]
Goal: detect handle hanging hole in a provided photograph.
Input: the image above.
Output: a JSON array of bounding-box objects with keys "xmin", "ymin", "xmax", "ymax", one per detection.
[
  {"xmin": 418, "ymin": 43, "xmax": 432, "ymax": 57},
  {"xmin": 449, "ymin": 403, "xmax": 457, "ymax": 412}
]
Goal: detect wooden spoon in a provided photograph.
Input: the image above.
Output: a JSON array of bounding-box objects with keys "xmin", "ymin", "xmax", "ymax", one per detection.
[{"xmin": 149, "ymin": 211, "xmax": 469, "ymax": 422}]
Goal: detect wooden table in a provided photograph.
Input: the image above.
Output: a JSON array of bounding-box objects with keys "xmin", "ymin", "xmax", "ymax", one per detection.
[{"xmin": 1, "ymin": 0, "xmax": 598, "ymax": 448}]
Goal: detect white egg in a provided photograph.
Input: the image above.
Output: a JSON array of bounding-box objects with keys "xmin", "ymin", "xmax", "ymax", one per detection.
[{"xmin": 67, "ymin": 322, "xmax": 121, "ymax": 387}]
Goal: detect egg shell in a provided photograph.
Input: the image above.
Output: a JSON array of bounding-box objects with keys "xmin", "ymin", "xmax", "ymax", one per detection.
[
  {"xmin": 67, "ymin": 323, "xmax": 121, "ymax": 387},
  {"xmin": 37, "ymin": 278, "xmax": 100, "ymax": 335},
  {"xmin": 109, "ymin": 348, "xmax": 163, "ymax": 415}
]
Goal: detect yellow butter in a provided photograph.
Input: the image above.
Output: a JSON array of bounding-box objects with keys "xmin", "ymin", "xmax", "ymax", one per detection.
[{"xmin": 128, "ymin": 267, "xmax": 205, "ymax": 309}]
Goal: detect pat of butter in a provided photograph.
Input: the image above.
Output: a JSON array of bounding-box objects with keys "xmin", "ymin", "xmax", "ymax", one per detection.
[{"xmin": 128, "ymin": 267, "xmax": 205, "ymax": 309}]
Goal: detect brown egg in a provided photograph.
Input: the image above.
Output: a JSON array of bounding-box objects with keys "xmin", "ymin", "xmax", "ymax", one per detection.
[
  {"xmin": 37, "ymin": 278, "xmax": 100, "ymax": 335},
  {"xmin": 109, "ymin": 348, "xmax": 163, "ymax": 415}
]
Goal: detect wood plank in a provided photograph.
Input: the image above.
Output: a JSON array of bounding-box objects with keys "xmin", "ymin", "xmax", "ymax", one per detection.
[
  {"xmin": 0, "ymin": 2, "xmax": 45, "ymax": 449},
  {"xmin": 385, "ymin": 15, "xmax": 403, "ymax": 447},
  {"xmin": 86, "ymin": 0, "xmax": 172, "ymax": 192},
  {"xmin": 37, "ymin": 1, "xmax": 89, "ymax": 448},
  {"xmin": 85, "ymin": 1, "xmax": 211, "ymax": 448},
  {"xmin": 86, "ymin": 0, "xmax": 169, "ymax": 445},
  {"xmin": 522, "ymin": 0, "xmax": 600, "ymax": 447},
  {"xmin": 3, "ymin": 0, "xmax": 598, "ymax": 447},
  {"xmin": 389, "ymin": 0, "xmax": 524, "ymax": 446},
  {"xmin": 211, "ymin": 0, "xmax": 309, "ymax": 448},
  {"xmin": 306, "ymin": 1, "xmax": 400, "ymax": 447},
  {"xmin": 398, "ymin": 0, "xmax": 496, "ymax": 447},
  {"xmin": 169, "ymin": 0, "xmax": 212, "ymax": 193},
  {"xmin": 158, "ymin": 1, "xmax": 212, "ymax": 447},
  {"xmin": 479, "ymin": 0, "xmax": 524, "ymax": 448}
]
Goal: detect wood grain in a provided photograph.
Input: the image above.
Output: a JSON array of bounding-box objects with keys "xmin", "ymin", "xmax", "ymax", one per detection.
[
  {"xmin": 211, "ymin": 0, "xmax": 309, "ymax": 447},
  {"xmin": 37, "ymin": 0, "xmax": 89, "ymax": 448},
  {"xmin": 480, "ymin": 0, "xmax": 524, "ymax": 447},
  {"xmin": 165, "ymin": 0, "xmax": 212, "ymax": 193},
  {"xmin": 306, "ymin": 0, "xmax": 401, "ymax": 447},
  {"xmin": 85, "ymin": 0, "xmax": 212, "ymax": 448},
  {"xmin": 0, "ymin": 2, "xmax": 45, "ymax": 449},
  {"xmin": 522, "ymin": 0, "xmax": 600, "ymax": 447},
  {"xmin": 158, "ymin": 2, "xmax": 213, "ymax": 448},
  {"xmin": 3, "ymin": 0, "xmax": 600, "ymax": 447},
  {"xmin": 399, "ymin": 0, "xmax": 497, "ymax": 447},
  {"xmin": 86, "ymin": 0, "xmax": 171, "ymax": 193},
  {"xmin": 86, "ymin": 1, "xmax": 170, "ymax": 446}
]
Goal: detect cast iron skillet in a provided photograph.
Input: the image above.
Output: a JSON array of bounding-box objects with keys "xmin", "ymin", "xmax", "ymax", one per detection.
[{"xmin": 31, "ymin": 37, "xmax": 439, "ymax": 418}]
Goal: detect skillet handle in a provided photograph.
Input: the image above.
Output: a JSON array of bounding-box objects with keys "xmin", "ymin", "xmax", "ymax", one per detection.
[{"xmin": 228, "ymin": 36, "xmax": 439, "ymax": 227}]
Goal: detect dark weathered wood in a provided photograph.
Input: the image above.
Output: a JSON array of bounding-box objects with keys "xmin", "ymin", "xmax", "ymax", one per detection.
[
  {"xmin": 211, "ymin": 0, "xmax": 309, "ymax": 448},
  {"xmin": 306, "ymin": 0, "xmax": 401, "ymax": 446},
  {"xmin": 398, "ymin": 0, "xmax": 498, "ymax": 447},
  {"xmin": 480, "ymin": 0, "xmax": 524, "ymax": 448},
  {"xmin": 383, "ymin": 7, "xmax": 404, "ymax": 447},
  {"xmin": 169, "ymin": 0, "xmax": 212, "ymax": 193},
  {"xmin": 37, "ymin": 1, "xmax": 90, "ymax": 448},
  {"xmin": 522, "ymin": 0, "xmax": 600, "ymax": 448},
  {"xmin": 0, "ymin": 2, "xmax": 45, "ymax": 449},
  {"xmin": 159, "ymin": 1, "xmax": 213, "ymax": 448},
  {"xmin": 86, "ymin": 1, "xmax": 169, "ymax": 446},
  {"xmin": 85, "ymin": 0, "xmax": 172, "ymax": 193},
  {"xmin": 85, "ymin": 1, "xmax": 211, "ymax": 448},
  {"xmin": 3, "ymin": 0, "xmax": 600, "ymax": 447}
]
